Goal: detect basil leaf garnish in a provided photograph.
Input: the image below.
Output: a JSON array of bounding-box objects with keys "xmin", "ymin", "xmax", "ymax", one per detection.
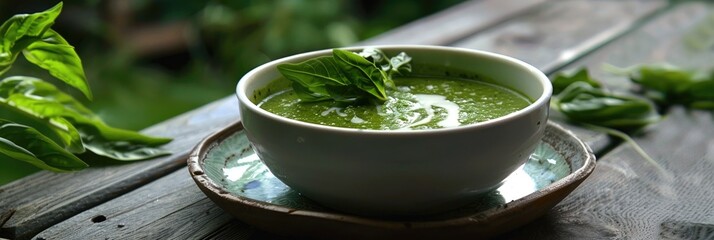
[
  {"xmin": 276, "ymin": 56, "xmax": 347, "ymax": 102},
  {"xmin": 333, "ymin": 49, "xmax": 388, "ymax": 101},
  {"xmin": 277, "ymin": 48, "xmax": 411, "ymax": 103}
]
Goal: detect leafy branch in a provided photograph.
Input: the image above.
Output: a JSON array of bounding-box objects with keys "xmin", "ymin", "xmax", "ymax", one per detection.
[{"xmin": 0, "ymin": 2, "xmax": 172, "ymax": 172}]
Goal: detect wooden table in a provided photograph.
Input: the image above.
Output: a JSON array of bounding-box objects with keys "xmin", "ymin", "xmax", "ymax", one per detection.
[{"xmin": 2, "ymin": 0, "xmax": 713, "ymax": 239}]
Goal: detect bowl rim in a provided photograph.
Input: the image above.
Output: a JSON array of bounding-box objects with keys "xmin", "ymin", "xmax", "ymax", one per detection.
[{"xmin": 236, "ymin": 45, "xmax": 552, "ymax": 134}]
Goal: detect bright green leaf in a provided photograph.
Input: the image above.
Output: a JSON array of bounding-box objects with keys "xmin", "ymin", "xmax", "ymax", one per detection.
[
  {"xmin": 76, "ymin": 123, "xmax": 172, "ymax": 161},
  {"xmin": 333, "ymin": 49, "xmax": 387, "ymax": 101},
  {"xmin": 0, "ymin": 76, "xmax": 171, "ymax": 160},
  {"xmin": 23, "ymin": 29, "xmax": 92, "ymax": 100},
  {"xmin": 0, "ymin": 99, "xmax": 84, "ymax": 153},
  {"xmin": 689, "ymin": 79, "xmax": 714, "ymax": 109},
  {"xmin": 358, "ymin": 47, "xmax": 391, "ymax": 71},
  {"xmin": 276, "ymin": 48, "xmax": 412, "ymax": 104},
  {"xmin": 0, "ymin": 2, "xmax": 63, "ymax": 75},
  {"xmin": 277, "ymin": 56, "xmax": 347, "ymax": 102},
  {"xmin": 0, "ymin": 118, "xmax": 87, "ymax": 172},
  {"xmin": 554, "ymin": 82, "xmax": 660, "ymax": 131},
  {"xmin": 630, "ymin": 64, "xmax": 698, "ymax": 95}
]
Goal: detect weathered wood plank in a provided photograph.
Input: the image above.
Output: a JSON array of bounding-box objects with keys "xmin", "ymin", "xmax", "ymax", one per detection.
[
  {"xmin": 504, "ymin": 107, "xmax": 714, "ymax": 239},
  {"xmin": 501, "ymin": 2, "xmax": 714, "ymax": 239},
  {"xmin": 33, "ymin": 167, "xmax": 257, "ymax": 240},
  {"xmin": 553, "ymin": 1, "xmax": 714, "ymax": 89},
  {"xmin": 452, "ymin": 0, "xmax": 665, "ymax": 74},
  {"xmin": 0, "ymin": 96, "xmax": 240, "ymax": 239},
  {"xmin": 359, "ymin": 0, "xmax": 550, "ymax": 46}
]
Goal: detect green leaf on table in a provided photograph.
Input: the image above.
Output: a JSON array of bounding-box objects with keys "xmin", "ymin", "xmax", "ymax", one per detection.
[
  {"xmin": 277, "ymin": 48, "xmax": 412, "ymax": 104},
  {"xmin": 628, "ymin": 64, "xmax": 699, "ymax": 102},
  {"xmin": 551, "ymin": 68, "xmax": 601, "ymax": 94},
  {"xmin": 553, "ymin": 82, "xmax": 660, "ymax": 131},
  {"xmin": 0, "ymin": 76, "xmax": 171, "ymax": 160},
  {"xmin": 0, "ymin": 119, "xmax": 88, "ymax": 172},
  {"xmin": 0, "ymin": 2, "xmax": 62, "ymax": 75},
  {"xmin": 689, "ymin": 79, "xmax": 714, "ymax": 109},
  {"xmin": 605, "ymin": 64, "xmax": 714, "ymax": 109},
  {"xmin": 76, "ymin": 123, "xmax": 172, "ymax": 161}
]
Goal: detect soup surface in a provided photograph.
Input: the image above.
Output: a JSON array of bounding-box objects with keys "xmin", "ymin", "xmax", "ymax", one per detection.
[{"xmin": 257, "ymin": 77, "xmax": 531, "ymax": 130}]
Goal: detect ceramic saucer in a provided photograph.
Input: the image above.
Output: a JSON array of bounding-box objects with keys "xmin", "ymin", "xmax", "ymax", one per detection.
[{"xmin": 188, "ymin": 121, "xmax": 595, "ymax": 239}]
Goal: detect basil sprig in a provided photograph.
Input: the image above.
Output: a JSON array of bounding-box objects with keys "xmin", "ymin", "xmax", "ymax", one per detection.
[
  {"xmin": 0, "ymin": 2, "xmax": 171, "ymax": 172},
  {"xmin": 551, "ymin": 65, "xmax": 714, "ymax": 174},
  {"xmin": 277, "ymin": 48, "xmax": 411, "ymax": 103},
  {"xmin": 609, "ymin": 64, "xmax": 714, "ymax": 110},
  {"xmin": 552, "ymin": 69, "xmax": 660, "ymax": 131},
  {"xmin": 551, "ymin": 68, "xmax": 665, "ymax": 173}
]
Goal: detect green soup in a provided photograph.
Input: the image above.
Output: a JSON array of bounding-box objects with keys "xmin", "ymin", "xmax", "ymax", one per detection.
[{"xmin": 256, "ymin": 77, "xmax": 531, "ymax": 130}]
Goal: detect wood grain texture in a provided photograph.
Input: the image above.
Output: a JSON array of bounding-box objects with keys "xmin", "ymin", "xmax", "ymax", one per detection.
[
  {"xmin": 555, "ymin": 1, "xmax": 714, "ymax": 90},
  {"xmin": 500, "ymin": 2, "xmax": 714, "ymax": 239},
  {"xmin": 33, "ymin": 167, "xmax": 257, "ymax": 240},
  {"xmin": 452, "ymin": 0, "xmax": 665, "ymax": 74},
  {"xmin": 502, "ymin": 107, "xmax": 714, "ymax": 239},
  {"xmin": 0, "ymin": 96, "xmax": 240, "ymax": 239},
  {"xmin": 358, "ymin": 0, "xmax": 549, "ymax": 46}
]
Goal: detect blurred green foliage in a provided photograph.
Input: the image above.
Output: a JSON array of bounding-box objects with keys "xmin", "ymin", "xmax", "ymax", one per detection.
[{"xmin": 0, "ymin": 0, "xmax": 463, "ymax": 184}]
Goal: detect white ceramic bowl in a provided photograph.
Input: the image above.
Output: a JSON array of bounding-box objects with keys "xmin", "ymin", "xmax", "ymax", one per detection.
[{"xmin": 236, "ymin": 45, "xmax": 552, "ymax": 216}]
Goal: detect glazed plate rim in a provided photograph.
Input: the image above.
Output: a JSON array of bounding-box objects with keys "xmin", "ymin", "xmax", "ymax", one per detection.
[{"xmin": 188, "ymin": 121, "xmax": 596, "ymax": 230}]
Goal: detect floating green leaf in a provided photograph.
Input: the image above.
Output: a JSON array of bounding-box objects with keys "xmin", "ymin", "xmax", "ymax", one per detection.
[
  {"xmin": 333, "ymin": 49, "xmax": 387, "ymax": 101},
  {"xmin": 277, "ymin": 48, "xmax": 411, "ymax": 104},
  {"xmin": 276, "ymin": 56, "xmax": 347, "ymax": 102},
  {"xmin": 0, "ymin": 119, "xmax": 87, "ymax": 172}
]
